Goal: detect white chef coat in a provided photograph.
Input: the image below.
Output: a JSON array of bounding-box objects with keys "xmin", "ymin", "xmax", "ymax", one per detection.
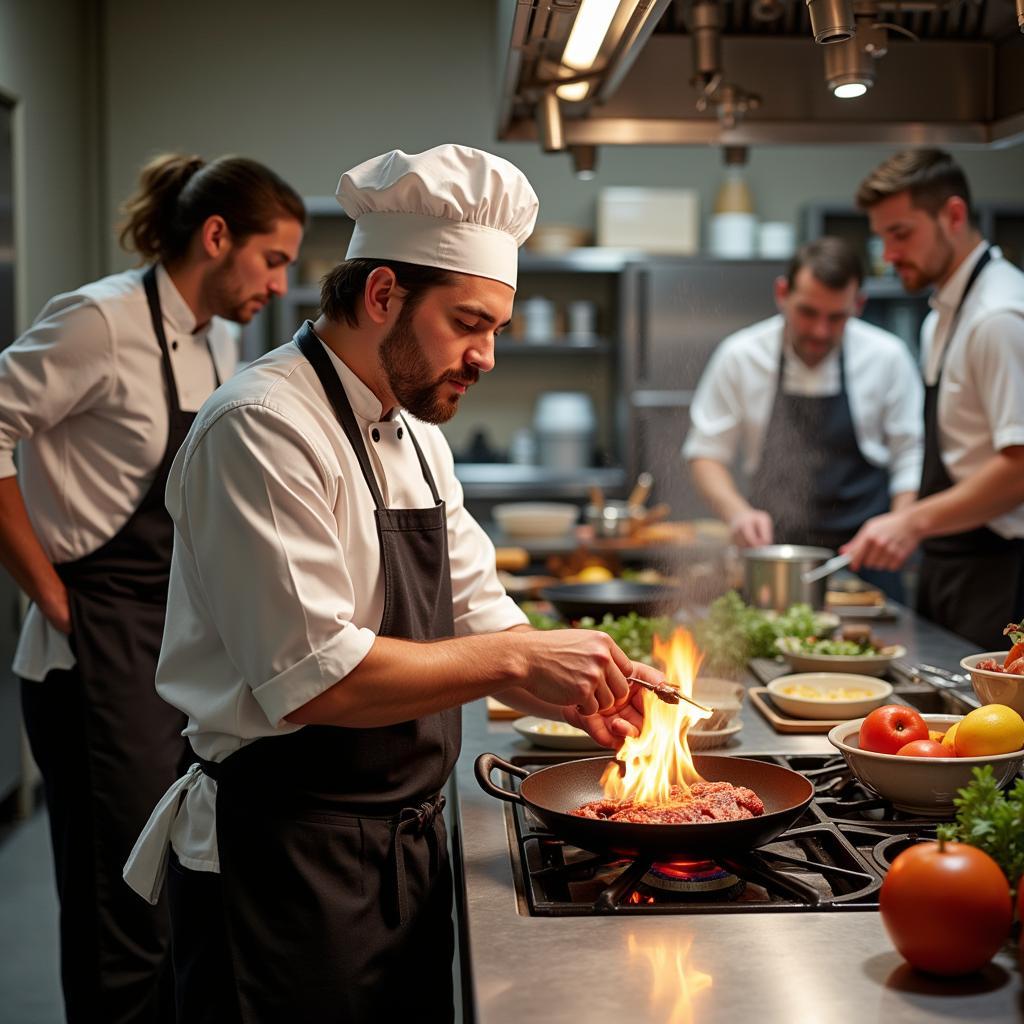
[
  {"xmin": 124, "ymin": 332, "xmax": 526, "ymax": 902},
  {"xmin": 921, "ymin": 242, "xmax": 1024, "ymax": 539},
  {"xmin": 0, "ymin": 265, "xmax": 237, "ymax": 681},
  {"xmin": 682, "ymin": 314, "xmax": 924, "ymax": 497}
]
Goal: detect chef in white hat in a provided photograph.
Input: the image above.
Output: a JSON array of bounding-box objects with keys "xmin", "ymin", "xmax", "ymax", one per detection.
[{"xmin": 125, "ymin": 145, "xmax": 661, "ymax": 1022}]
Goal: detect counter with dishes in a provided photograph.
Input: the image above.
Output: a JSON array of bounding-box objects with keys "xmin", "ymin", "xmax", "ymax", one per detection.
[{"xmin": 452, "ymin": 606, "xmax": 1021, "ymax": 1024}]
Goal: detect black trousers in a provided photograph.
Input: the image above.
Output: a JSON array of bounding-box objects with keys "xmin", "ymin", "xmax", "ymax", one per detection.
[{"xmin": 21, "ymin": 668, "xmax": 185, "ymax": 1024}]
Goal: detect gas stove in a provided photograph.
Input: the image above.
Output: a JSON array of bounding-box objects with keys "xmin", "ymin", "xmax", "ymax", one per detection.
[{"xmin": 504, "ymin": 752, "xmax": 945, "ymax": 916}]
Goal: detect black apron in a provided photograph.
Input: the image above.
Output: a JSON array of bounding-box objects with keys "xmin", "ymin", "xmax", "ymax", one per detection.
[
  {"xmin": 916, "ymin": 248, "xmax": 1024, "ymax": 649},
  {"xmin": 748, "ymin": 340, "xmax": 902, "ymax": 597},
  {"xmin": 20, "ymin": 265, "xmax": 220, "ymax": 1023},
  {"xmin": 187, "ymin": 323, "xmax": 459, "ymax": 1023}
]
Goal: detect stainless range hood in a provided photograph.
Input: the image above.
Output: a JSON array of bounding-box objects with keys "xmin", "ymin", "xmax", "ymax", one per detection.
[{"xmin": 497, "ymin": 0, "xmax": 1024, "ymax": 150}]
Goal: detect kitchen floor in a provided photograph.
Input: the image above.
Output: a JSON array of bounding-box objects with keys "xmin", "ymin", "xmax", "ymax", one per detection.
[{"xmin": 0, "ymin": 806, "xmax": 62, "ymax": 1022}]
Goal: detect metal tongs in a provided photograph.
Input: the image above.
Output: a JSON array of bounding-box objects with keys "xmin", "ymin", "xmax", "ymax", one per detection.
[
  {"xmin": 801, "ymin": 553, "xmax": 852, "ymax": 584},
  {"xmin": 627, "ymin": 676, "xmax": 712, "ymax": 715}
]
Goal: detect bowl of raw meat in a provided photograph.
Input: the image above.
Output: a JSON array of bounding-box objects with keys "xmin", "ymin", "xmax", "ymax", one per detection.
[{"xmin": 960, "ymin": 652, "xmax": 1024, "ymax": 716}]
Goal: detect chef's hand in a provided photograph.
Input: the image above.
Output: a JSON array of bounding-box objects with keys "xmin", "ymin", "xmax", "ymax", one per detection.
[
  {"xmin": 38, "ymin": 580, "xmax": 71, "ymax": 635},
  {"xmin": 729, "ymin": 508, "xmax": 773, "ymax": 548},
  {"xmin": 519, "ymin": 628, "xmax": 632, "ymax": 716},
  {"xmin": 564, "ymin": 660, "xmax": 657, "ymax": 748},
  {"xmin": 841, "ymin": 509, "xmax": 921, "ymax": 572}
]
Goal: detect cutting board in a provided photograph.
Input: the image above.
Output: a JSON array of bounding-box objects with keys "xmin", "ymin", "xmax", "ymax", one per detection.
[
  {"xmin": 748, "ymin": 687, "xmax": 847, "ymax": 734},
  {"xmin": 486, "ymin": 696, "xmax": 520, "ymax": 720}
]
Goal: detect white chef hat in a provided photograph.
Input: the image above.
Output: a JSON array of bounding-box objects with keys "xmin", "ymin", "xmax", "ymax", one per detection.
[{"xmin": 336, "ymin": 144, "xmax": 539, "ymax": 290}]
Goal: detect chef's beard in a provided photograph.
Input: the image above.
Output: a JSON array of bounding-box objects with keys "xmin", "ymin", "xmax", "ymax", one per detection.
[
  {"xmin": 379, "ymin": 306, "xmax": 478, "ymax": 424},
  {"xmin": 206, "ymin": 252, "xmax": 269, "ymax": 324},
  {"xmin": 894, "ymin": 222, "xmax": 956, "ymax": 292}
]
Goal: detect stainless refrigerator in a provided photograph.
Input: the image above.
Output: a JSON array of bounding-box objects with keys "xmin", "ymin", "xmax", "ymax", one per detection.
[{"xmin": 618, "ymin": 259, "xmax": 786, "ymax": 520}]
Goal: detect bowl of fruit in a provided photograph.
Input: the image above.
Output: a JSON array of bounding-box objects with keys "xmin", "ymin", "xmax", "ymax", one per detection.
[
  {"xmin": 827, "ymin": 703, "xmax": 1024, "ymax": 816},
  {"xmin": 960, "ymin": 622, "xmax": 1024, "ymax": 715}
]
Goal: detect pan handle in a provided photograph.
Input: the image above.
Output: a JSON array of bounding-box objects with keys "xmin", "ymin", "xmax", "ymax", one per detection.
[{"xmin": 474, "ymin": 753, "xmax": 529, "ymax": 805}]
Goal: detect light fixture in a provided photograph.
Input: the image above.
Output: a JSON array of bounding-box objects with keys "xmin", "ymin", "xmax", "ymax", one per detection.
[
  {"xmin": 805, "ymin": 0, "xmax": 855, "ymax": 44},
  {"xmin": 1017, "ymin": 0, "xmax": 1024, "ymax": 32},
  {"xmin": 824, "ymin": 19, "xmax": 886, "ymax": 98},
  {"xmin": 555, "ymin": 0, "xmax": 644, "ymax": 102},
  {"xmin": 570, "ymin": 144, "xmax": 598, "ymax": 179},
  {"xmin": 538, "ymin": 91, "xmax": 566, "ymax": 152}
]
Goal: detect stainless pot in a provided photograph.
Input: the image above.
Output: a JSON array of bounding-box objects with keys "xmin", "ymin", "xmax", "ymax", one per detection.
[{"xmin": 741, "ymin": 544, "xmax": 834, "ymax": 611}]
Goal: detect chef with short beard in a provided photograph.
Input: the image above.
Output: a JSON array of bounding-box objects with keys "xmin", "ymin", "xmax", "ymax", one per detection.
[{"xmin": 125, "ymin": 144, "xmax": 661, "ymax": 1023}]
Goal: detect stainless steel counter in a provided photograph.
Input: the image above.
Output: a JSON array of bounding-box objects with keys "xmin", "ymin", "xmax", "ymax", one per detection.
[{"xmin": 451, "ymin": 610, "xmax": 1022, "ymax": 1023}]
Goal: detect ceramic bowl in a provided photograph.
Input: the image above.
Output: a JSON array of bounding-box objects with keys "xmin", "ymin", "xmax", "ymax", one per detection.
[
  {"xmin": 493, "ymin": 502, "xmax": 578, "ymax": 539},
  {"xmin": 827, "ymin": 713, "xmax": 1024, "ymax": 817},
  {"xmin": 775, "ymin": 638, "xmax": 906, "ymax": 678},
  {"xmin": 960, "ymin": 652, "xmax": 1024, "ymax": 716},
  {"xmin": 766, "ymin": 673, "xmax": 892, "ymax": 720}
]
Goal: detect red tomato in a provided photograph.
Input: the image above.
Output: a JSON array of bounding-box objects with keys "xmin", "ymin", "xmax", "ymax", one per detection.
[
  {"xmin": 859, "ymin": 705, "xmax": 929, "ymax": 755},
  {"xmin": 896, "ymin": 739, "xmax": 948, "ymax": 758},
  {"xmin": 880, "ymin": 841, "xmax": 1012, "ymax": 976},
  {"xmin": 1004, "ymin": 656, "xmax": 1024, "ymax": 676}
]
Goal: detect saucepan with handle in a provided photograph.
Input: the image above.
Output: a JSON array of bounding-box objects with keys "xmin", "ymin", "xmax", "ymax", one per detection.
[{"xmin": 475, "ymin": 752, "xmax": 813, "ymax": 859}]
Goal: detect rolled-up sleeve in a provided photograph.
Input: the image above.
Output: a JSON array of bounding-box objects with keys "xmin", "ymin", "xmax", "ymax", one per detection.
[
  {"xmin": 0, "ymin": 302, "xmax": 112, "ymax": 477},
  {"xmin": 176, "ymin": 404, "xmax": 376, "ymax": 726},
  {"xmin": 682, "ymin": 344, "xmax": 744, "ymax": 466},
  {"xmin": 970, "ymin": 312, "xmax": 1024, "ymax": 452},
  {"xmin": 882, "ymin": 342, "xmax": 925, "ymax": 495}
]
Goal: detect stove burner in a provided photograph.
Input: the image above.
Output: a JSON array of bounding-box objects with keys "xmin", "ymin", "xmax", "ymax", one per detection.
[{"xmin": 642, "ymin": 860, "xmax": 744, "ymax": 899}]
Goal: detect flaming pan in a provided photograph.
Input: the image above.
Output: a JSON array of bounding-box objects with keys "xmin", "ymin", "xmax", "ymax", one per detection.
[{"xmin": 475, "ymin": 753, "xmax": 813, "ymax": 860}]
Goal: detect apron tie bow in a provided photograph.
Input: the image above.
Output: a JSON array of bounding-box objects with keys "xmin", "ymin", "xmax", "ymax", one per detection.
[{"xmin": 391, "ymin": 793, "xmax": 446, "ymax": 927}]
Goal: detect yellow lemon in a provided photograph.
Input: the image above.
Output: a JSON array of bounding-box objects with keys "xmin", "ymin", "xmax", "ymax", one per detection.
[
  {"xmin": 928, "ymin": 730, "xmax": 945, "ymax": 744},
  {"xmin": 954, "ymin": 704, "xmax": 1024, "ymax": 758},
  {"xmin": 575, "ymin": 565, "xmax": 614, "ymax": 583},
  {"xmin": 941, "ymin": 722, "xmax": 959, "ymax": 754}
]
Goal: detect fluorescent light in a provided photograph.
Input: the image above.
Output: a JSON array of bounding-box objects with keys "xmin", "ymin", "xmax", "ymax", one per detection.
[
  {"xmin": 834, "ymin": 81, "xmax": 867, "ymax": 98},
  {"xmin": 556, "ymin": 80, "xmax": 591, "ymax": 102},
  {"xmin": 563, "ymin": 0, "xmax": 620, "ymax": 70}
]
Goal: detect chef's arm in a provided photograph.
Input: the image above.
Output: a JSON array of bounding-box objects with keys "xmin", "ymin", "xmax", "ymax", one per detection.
[
  {"xmin": 906, "ymin": 446, "xmax": 1024, "ymax": 538},
  {"xmin": 890, "ymin": 491, "xmax": 917, "ymax": 512},
  {"xmin": 285, "ymin": 625, "xmax": 648, "ymax": 729},
  {"xmin": 689, "ymin": 458, "xmax": 773, "ymax": 547},
  {"xmin": 0, "ymin": 476, "xmax": 69, "ymax": 632}
]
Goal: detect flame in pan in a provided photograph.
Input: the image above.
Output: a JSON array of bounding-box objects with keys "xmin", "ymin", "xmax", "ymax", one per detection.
[{"xmin": 601, "ymin": 628, "xmax": 710, "ymax": 803}]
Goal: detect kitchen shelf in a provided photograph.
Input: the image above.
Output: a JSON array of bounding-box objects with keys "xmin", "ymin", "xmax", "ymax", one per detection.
[
  {"xmin": 453, "ymin": 463, "xmax": 626, "ymax": 500},
  {"xmin": 495, "ymin": 338, "xmax": 610, "ymax": 354}
]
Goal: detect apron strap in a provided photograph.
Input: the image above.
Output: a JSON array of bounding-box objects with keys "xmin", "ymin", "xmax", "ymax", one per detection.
[
  {"xmin": 931, "ymin": 245, "xmax": 993, "ymax": 383},
  {"xmin": 400, "ymin": 415, "xmax": 442, "ymax": 507},
  {"xmin": 390, "ymin": 793, "xmax": 446, "ymax": 927}
]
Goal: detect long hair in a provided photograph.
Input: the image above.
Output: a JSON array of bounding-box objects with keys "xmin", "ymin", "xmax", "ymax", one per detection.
[{"xmin": 118, "ymin": 153, "xmax": 306, "ymax": 263}]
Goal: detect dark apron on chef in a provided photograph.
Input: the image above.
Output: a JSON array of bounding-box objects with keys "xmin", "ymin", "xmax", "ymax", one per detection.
[
  {"xmin": 20, "ymin": 265, "xmax": 219, "ymax": 1024},
  {"xmin": 748, "ymin": 341, "xmax": 902, "ymax": 599},
  {"xmin": 183, "ymin": 322, "xmax": 459, "ymax": 1024},
  {"xmin": 916, "ymin": 248, "xmax": 1024, "ymax": 649}
]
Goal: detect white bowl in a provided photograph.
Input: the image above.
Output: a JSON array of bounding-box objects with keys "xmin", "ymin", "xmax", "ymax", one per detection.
[
  {"xmin": 775, "ymin": 637, "xmax": 906, "ymax": 677},
  {"xmin": 493, "ymin": 502, "xmax": 578, "ymax": 539},
  {"xmin": 687, "ymin": 721, "xmax": 743, "ymax": 749},
  {"xmin": 690, "ymin": 677, "xmax": 745, "ymax": 731},
  {"xmin": 767, "ymin": 673, "xmax": 892, "ymax": 720},
  {"xmin": 513, "ymin": 716, "xmax": 602, "ymax": 751},
  {"xmin": 960, "ymin": 652, "xmax": 1024, "ymax": 716},
  {"xmin": 827, "ymin": 713, "xmax": 1024, "ymax": 817}
]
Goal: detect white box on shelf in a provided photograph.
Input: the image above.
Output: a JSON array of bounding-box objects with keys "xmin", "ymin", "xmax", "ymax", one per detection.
[{"xmin": 597, "ymin": 187, "xmax": 700, "ymax": 254}]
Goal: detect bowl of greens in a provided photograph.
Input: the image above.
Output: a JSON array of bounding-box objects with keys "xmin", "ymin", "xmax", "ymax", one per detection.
[{"xmin": 775, "ymin": 635, "xmax": 906, "ymax": 677}]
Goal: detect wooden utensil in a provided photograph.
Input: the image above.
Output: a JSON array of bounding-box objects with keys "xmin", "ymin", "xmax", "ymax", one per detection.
[{"xmin": 627, "ymin": 472, "xmax": 653, "ymax": 509}]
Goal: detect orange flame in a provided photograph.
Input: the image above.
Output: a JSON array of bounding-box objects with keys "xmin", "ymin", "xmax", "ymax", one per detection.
[
  {"xmin": 602, "ymin": 628, "xmax": 710, "ymax": 803},
  {"xmin": 627, "ymin": 931, "xmax": 712, "ymax": 1024}
]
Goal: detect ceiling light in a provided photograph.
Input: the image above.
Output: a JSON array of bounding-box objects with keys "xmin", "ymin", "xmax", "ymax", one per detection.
[
  {"xmin": 556, "ymin": 80, "xmax": 591, "ymax": 102},
  {"xmin": 805, "ymin": 0, "xmax": 855, "ymax": 44},
  {"xmin": 824, "ymin": 20, "xmax": 885, "ymax": 98},
  {"xmin": 570, "ymin": 144, "xmax": 598, "ymax": 179},
  {"xmin": 563, "ymin": 0, "xmax": 621, "ymax": 69},
  {"xmin": 538, "ymin": 91, "xmax": 566, "ymax": 152}
]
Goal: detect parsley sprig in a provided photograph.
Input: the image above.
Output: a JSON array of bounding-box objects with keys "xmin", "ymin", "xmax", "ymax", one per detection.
[{"xmin": 937, "ymin": 766, "xmax": 1024, "ymax": 895}]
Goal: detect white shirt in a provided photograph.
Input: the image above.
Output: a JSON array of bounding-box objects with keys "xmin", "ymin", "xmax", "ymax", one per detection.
[
  {"xmin": 682, "ymin": 314, "xmax": 924, "ymax": 496},
  {"xmin": 124, "ymin": 333, "xmax": 525, "ymax": 902},
  {"xmin": 921, "ymin": 242, "xmax": 1024, "ymax": 539},
  {"xmin": 0, "ymin": 265, "xmax": 237, "ymax": 681}
]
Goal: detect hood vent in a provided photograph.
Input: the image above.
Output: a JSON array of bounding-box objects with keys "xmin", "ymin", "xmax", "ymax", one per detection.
[{"xmin": 497, "ymin": 0, "xmax": 1024, "ymax": 154}]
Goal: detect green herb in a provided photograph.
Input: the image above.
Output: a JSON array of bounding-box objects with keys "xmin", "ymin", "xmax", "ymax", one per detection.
[
  {"xmin": 937, "ymin": 766, "xmax": 1024, "ymax": 893},
  {"xmin": 524, "ymin": 608, "xmax": 561, "ymax": 631},
  {"xmin": 575, "ymin": 611, "xmax": 674, "ymax": 666},
  {"xmin": 777, "ymin": 636, "xmax": 880, "ymax": 656}
]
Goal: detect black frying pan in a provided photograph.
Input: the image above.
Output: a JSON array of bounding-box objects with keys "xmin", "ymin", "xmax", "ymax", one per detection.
[
  {"xmin": 476, "ymin": 753, "xmax": 813, "ymax": 859},
  {"xmin": 539, "ymin": 581, "xmax": 683, "ymax": 621}
]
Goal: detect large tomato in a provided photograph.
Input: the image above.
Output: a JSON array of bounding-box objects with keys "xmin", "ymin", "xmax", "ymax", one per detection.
[
  {"xmin": 880, "ymin": 840, "xmax": 1012, "ymax": 976},
  {"xmin": 859, "ymin": 705, "xmax": 929, "ymax": 755}
]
